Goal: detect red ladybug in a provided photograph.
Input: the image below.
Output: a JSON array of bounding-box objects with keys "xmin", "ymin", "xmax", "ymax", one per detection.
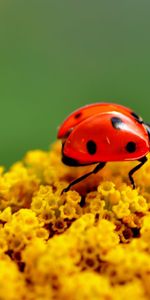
[{"xmin": 58, "ymin": 103, "xmax": 150, "ymax": 193}]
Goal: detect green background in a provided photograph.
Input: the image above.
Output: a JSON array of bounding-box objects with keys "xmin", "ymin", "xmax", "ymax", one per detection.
[{"xmin": 0, "ymin": 0, "xmax": 150, "ymax": 167}]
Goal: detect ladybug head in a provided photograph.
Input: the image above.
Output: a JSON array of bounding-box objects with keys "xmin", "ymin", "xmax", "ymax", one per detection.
[
  {"xmin": 144, "ymin": 122, "xmax": 150, "ymax": 141},
  {"xmin": 62, "ymin": 153, "xmax": 80, "ymax": 166}
]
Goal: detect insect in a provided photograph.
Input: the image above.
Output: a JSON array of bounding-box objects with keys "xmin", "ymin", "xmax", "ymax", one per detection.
[{"xmin": 57, "ymin": 103, "xmax": 150, "ymax": 194}]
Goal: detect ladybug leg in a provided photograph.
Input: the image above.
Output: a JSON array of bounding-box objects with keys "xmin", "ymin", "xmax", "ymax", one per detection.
[
  {"xmin": 61, "ymin": 162, "xmax": 106, "ymax": 194},
  {"xmin": 128, "ymin": 156, "xmax": 147, "ymax": 189}
]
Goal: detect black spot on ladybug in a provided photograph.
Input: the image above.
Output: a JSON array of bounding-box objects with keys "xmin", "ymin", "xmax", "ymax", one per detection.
[
  {"xmin": 74, "ymin": 112, "xmax": 82, "ymax": 119},
  {"xmin": 86, "ymin": 140, "xmax": 97, "ymax": 155},
  {"xmin": 131, "ymin": 112, "xmax": 143, "ymax": 124},
  {"xmin": 111, "ymin": 117, "xmax": 123, "ymax": 130},
  {"xmin": 125, "ymin": 141, "xmax": 136, "ymax": 153}
]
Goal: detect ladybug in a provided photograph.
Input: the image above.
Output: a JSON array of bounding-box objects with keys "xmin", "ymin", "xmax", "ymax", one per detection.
[{"xmin": 57, "ymin": 103, "xmax": 150, "ymax": 193}]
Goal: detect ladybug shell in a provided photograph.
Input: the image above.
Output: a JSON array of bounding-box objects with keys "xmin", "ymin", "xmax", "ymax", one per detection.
[
  {"xmin": 58, "ymin": 103, "xmax": 142, "ymax": 139},
  {"xmin": 62, "ymin": 111, "xmax": 149, "ymax": 165}
]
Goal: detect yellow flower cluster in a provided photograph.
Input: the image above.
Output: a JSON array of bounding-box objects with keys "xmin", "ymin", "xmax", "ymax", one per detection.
[{"xmin": 0, "ymin": 141, "xmax": 150, "ymax": 299}]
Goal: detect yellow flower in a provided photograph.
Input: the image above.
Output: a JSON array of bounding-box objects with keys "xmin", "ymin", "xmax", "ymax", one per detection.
[
  {"xmin": 0, "ymin": 207, "xmax": 12, "ymax": 223},
  {"xmin": 97, "ymin": 181, "xmax": 116, "ymax": 196},
  {"xmin": 60, "ymin": 272, "xmax": 114, "ymax": 300},
  {"xmin": 0, "ymin": 258, "xmax": 26, "ymax": 300},
  {"xmin": 113, "ymin": 200, "xmax": 130, "ymax": 218},
  {"xmin": 0, "ymin": 141, "xmax": 150, "ymax": 299},
  {"xmin": 140, "ymin": 215, "xmax": 150, "ymax": 244}
]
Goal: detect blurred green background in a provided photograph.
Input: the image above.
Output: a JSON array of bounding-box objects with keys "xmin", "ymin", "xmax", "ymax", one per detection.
[{"xmin": 0, "ymin": 0, "xmax": 150, "ymax": 167}]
